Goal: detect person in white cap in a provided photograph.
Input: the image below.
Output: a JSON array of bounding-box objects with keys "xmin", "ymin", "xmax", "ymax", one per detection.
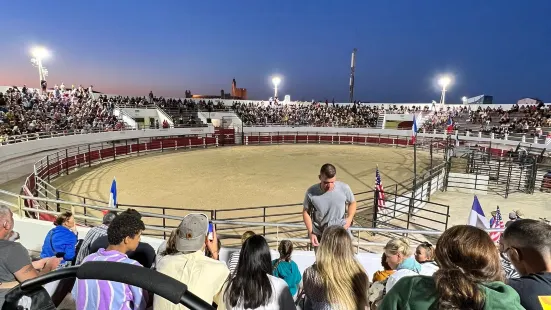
[{"xmin": 154, "ymin": 213, "xmax": 229, "ymax": 310}]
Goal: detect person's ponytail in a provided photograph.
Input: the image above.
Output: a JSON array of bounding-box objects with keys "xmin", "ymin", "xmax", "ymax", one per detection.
[{"xmin": 434, "ymin": 269, "xmax": 485, "ymax": 310}]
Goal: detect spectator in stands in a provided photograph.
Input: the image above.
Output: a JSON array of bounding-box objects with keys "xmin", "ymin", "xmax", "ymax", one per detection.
[
  {"xmin": 154, "ymin": 213, "xmax": 229, "ymax": 309},
  {"xmin": 506, "ymin": 212, "xmax": 519, "ymax": 228},
  {"xmin": 302, "ymin": 225, "xmax": 369, "ymax": 310},
  {"xmin": 272, "ymin": 240, "xmax": 302, "ymax": 298},
  {"xmin": 502, "ymin": 219, "xmax": 551, "ymax": 310},
  {"xmin": 303, "ymin": 163, "xmax": 356, "ymax": 250},
  {"xmin": 0, "ymin": 205, "xmax": 61, "ymax": 307},
  {"xmin": 75, "ymin": 211, "xmax": 116, "ymax": 264},
  {"xmin": 72, "ymin": 212, "xmax": 148, "ymax": 310},
  {"xmin": 415, "ymin": 241, "xmax": 439, "ymax": 276},
  {"xmin": 224, "ymin": 235, "xmax": 295, "ymax": 309},
  {"xmin": 380, "ymin": 225, "xmax": 524, "ymax": 309},
  {"xmin": 90, "ymin": 209, "xmax": 156, "ymax": 268},
  {"xmin": 227, "ymin": 230, "xmax": 255, "ymax": 274},
  {"xmin": 499, "ymin": 234, "xmax": 520, "ymax": 279},
  {"xmin": 372, "ymin": 253, "xmax": 395, "ymax": 282},
  {"xmin": 40, "ymin": 211, "xmax": 78, "ymax": 265},
  {"xmin": 383, "ymin": 238, "xmax": 421, "ymax": 292}
]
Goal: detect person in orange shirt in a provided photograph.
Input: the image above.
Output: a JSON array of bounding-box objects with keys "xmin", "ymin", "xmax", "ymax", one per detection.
[{"xmin": 372, "ymin": 253, "xmax": 395, "ymax": 282}]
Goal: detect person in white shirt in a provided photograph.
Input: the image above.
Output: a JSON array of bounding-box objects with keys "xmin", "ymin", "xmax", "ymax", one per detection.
[{"xmin": 224, "ymin": 235, "xmax": 295, "ymax": 310}]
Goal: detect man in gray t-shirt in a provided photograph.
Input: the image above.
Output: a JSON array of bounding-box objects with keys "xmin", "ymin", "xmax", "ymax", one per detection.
[{"xmin": 302, "ymin": 163, "xmax": 356, "ymax": 248}]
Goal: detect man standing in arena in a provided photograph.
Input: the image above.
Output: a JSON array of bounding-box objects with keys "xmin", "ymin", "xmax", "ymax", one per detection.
[{"xmin": 302, "ymin": 163, "xmax": 356, "ymax": 248}]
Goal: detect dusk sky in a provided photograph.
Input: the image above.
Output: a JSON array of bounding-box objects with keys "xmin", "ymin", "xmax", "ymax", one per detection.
[{"xmin": 1, "ymin": 0, "xmax": 549, "ymax": 103}]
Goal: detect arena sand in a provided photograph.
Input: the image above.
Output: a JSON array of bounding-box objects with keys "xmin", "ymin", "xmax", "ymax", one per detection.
[{"xmin": 51, "ymin": 144, "xmax": 433, "ymax": 247}]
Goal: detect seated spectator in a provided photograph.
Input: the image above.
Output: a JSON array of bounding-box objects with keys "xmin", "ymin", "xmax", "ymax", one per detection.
[
  {"xmin": 372, "ymin": 253, "xmax": 395, "ymax": 282},
  {"xmin": 72, "ymin": 212, "xmax": 148, "ymax": 310},
  {"xmin": 154, "ymin": 214, "xmax": 229, "ymax": 309},
  {"xmin": 415, "ymin": 241, "xmax": 439, "ymax": 276},
  {"xmin": 302, "ymin": 225, "xmax": 369, "ymax": 309},
  {"xmin": 155, "ymin": 228, "xmax": 176, "ymax": 268},
  {"xmin": 225, "ymin": 235, "xmax": 295, "ymax": 309},
  {"xmin": 272, "ymin": 240, "xmax": 302, "ymax": 298},
  {"xmin": 89, "ymin": 209, "xmax": 156, "ymax": 268},
  {"xmin": 499, "ymin": 234, "xmax": 520, "ymax": 279},
  {"xmin": 40, "ymin": 211, "xmax": 78, "ymax": 265},
  {"xmin": 0, "ymin": 205, "xmax": 61, "ymax": 308},
  {"xmin": 502, "ymin": 219, "xmax": 551, "ymax": 310},
  {"xmin": 380, "ymin": 225, "xmax": 524, "ymax": 309},
  {"xmin": 383, "ymin": 238, "xmax": 421, "ymax": 292},
  {"xmin": 227, "ymin": 230, "xmax": 255, "ymax": 274},
  {"xmin": 75, "ymin": 211, "xmax": 116, "ymax": 264}
]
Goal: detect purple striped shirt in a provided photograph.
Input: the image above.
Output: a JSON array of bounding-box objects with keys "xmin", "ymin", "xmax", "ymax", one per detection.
[{"xmin": 72, "ymin": 248, "xmax": 148, "ymax": 310}]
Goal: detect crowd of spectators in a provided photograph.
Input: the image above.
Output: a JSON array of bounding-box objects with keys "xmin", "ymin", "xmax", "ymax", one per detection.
[
  {"xmin": 1, "ymin": 202, "xmax": 550, "ymax": 309},
  {"xmin": 0, "ymin": 84, "xmax": 124, "ymax": 140},
  {"xmin": 233, "ymin": 101, "xmax": 381, "ymax": 127}
]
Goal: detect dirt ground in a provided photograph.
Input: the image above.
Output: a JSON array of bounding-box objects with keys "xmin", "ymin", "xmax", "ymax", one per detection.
[{"xmin": 50, "ymin": 144, "xmax": 432, "ymax": 246}]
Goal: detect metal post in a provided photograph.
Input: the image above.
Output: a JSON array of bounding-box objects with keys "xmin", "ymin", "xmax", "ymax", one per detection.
[
  {"xmin": 162, "ymin": 209, "xmax": 167, "ymax": 239},
  {"xmin": 46, "ymin": 155, "xmax": 51, "ymax": 183},
  {"xmin": 88, "ymin": 144, "xmax": 92, "ymax": 167},
  {"xmin": 263, "ymin": 208, "xmax": 267, "ymax": 236},
  {"xmin": 56, "ymin": 152, "xmax": 60, "ymax": 177},
  {"xmin": 126, "ymin": 139, "xmax": 129, "ymax": 155},
  {"xmin": 77, "ymin": 146, "xmax": 81, "ymax": 168},
  {"xmin": 161, "ymin": 139, "xmax": 164, "ymax": 152},
  {"xmin": 56, "ymin": 190, "xmax": 61, "ymax": 212},
  {"xmin": 65, "ymin": 149, "xmax": 69, "ymax": 175},
  {"xmin": 113, "ymin": 142, "xmax": 116, "ymax": 161},
  {"xmin": 394, "ymin": 184, "xmax": 398, "ymax": 218},
  {"xmin": 372, "ymin": 190, "xmax": 378, "ymax": 228}
]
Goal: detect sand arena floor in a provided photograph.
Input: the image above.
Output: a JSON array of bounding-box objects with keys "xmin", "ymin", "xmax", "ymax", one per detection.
[{"xmin": 51, "ymin": 144, "xmax": 432, "ymax": 245}]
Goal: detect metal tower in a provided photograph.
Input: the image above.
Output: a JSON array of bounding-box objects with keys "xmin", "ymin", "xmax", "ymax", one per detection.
[{"xmin": 349, "ymin": 48, "xmax": 357, "ymax": 103}]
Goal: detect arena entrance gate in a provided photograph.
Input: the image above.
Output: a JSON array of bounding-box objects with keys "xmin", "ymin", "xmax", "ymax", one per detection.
[{"xmin": 447, "ymin": 150, "xmax": 537, "ymax": 198}]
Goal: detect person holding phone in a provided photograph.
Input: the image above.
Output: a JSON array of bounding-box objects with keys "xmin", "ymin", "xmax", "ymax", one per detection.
[
  {"xmin": 154, "ymin": 213, "xmax": 229, "ymax": 310},
  {"xmin": 40, "ymin": 211, "xmax": 78, "ymax": 266}
]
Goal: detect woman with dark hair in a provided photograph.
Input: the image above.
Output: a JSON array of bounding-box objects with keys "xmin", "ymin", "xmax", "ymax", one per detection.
[
  {"xmin": 224, "ymin": 235, "xmax": 295, "ymax": 309},
  {"xmin": 372, "ymin": 253, "xmax": 395, "ymax": 282},
  {"xmin": 272, "ymin": 240, "xmax": 302, "ymax": 297},
  {"xmin": 40, "ymin": 211, "xmax": 78, "ymax": 265},
  {"xmin": 380, "ymin": 225, "xmax": 524, "ymax": 309}
]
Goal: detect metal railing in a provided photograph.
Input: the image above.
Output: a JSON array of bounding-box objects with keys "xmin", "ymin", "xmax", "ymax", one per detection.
[{"xmin": 1, "ymin": 189, "xmax": 505, "ymax": 253}]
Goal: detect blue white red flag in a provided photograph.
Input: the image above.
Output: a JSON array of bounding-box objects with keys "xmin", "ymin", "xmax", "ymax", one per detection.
[
  {"xmin": 411, "ymin": 115, "xmax": 418, "ymax": 144},
  {"xmin": 108, "ymin": 177, "xmax": 117, "ymax": 209},
  {"xmin": 467, "ymin": 195, "xmax": 490, "ymax": 229}
]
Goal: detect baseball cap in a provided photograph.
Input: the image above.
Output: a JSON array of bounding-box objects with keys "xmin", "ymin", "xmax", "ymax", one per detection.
[
  {"xmin": 508, "ymin": 212, "xmax": 517, "ymax": 220},
  {"xmin": 175, "ymin": 213, "xmax": 209, "ymax": 252}
]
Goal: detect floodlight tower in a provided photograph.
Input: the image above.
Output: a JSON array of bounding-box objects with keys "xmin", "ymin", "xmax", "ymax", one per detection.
[
  {"xmin": 30, "ymin": 46, "xmax": 50, "ymax": 87},
  {"xmin": 349, "ymin": 48, "xmax": 357, "ymax": 103}
]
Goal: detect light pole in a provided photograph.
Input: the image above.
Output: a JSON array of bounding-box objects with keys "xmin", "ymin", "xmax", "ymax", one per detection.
[
  {"xmin": 272, "ymin": 76, "xmax": 281, "ymax": 99},
  {"xmin": 30, "ymin": 46, "xmax": 50, "ymax": 88},
  {"xmin": 438, "ymin": 75, "xmax": 452, "ymax": 105}
]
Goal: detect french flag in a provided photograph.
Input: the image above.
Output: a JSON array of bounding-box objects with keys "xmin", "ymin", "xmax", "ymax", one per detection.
[
  {"xmin": 467, "ymin": 195, "xmax": 490, "ymax": 229},
  {"xmin": 108, "ymin": 177, "xmax": 117, "ymax": 209},
  {"xmin": 411, "ymin": 114, "xmax": 418, "ymax": 144}
]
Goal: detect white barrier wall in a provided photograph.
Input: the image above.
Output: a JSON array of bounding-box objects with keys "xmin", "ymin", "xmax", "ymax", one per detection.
[{"xmin": 0, "ymin": 127, "xmax": 214, "ymax": 164}]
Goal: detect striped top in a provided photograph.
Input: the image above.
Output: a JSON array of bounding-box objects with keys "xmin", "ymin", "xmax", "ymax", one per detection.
[
  {"xmin": 227, "ymin": 251, "xmax": 240, "ymax": 275},
  {"xmin": 72, "ymin": 248, "xmax": 148, "ymax": 310},
  {"xmin": 75, "ymin": 224, "xmax": 108, "ymax": 264}
]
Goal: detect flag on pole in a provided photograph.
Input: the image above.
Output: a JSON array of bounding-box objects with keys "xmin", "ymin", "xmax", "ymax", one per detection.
[
  {"xmin": 467, "ymin": 195, "xmax": 490, "ymax": 229},
  {"xmin": 489, "ymin": 206, "xmax": 504, "ymax": 242},
  {"xmin": 446, "ymin": 115, "xmax": 454, "ymax": 134},
  {"xmin": 108, "ymin": 177, "xmax": 117, "ymax": 209},
  {"xmin": 375, "ymin": 166, "xmax": 385, "ymax": 210},
  {"xmin": 411, "ymin": 114, "xmax": 418, "ymax": 144}
]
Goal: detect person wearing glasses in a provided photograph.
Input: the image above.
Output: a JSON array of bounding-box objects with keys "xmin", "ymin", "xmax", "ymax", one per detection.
[
  {"xmin": 502, "ymin": 219, "xmax": 551, "ymax": 310},
  {"xmin": 154, "ymin": 213, "xmax": 229, "ymax": 310}
]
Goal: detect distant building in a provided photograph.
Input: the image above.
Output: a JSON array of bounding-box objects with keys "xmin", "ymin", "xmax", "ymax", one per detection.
[
  {"xmin": 231, "ymin": 79, "xmax": 247, "ymax": 100},
  {"xmin": 186, "ymin": 78, "xmax": 247, "ymax": 100},
  {"xmin": 517, "ymin": 98, "xmax": 543, "ymax": 106}
]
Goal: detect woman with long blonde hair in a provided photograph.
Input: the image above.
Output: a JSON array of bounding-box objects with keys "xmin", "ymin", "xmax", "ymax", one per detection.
[{"xmin": 302, "ymin": 225, "xmax": 369, "ymax": 309}]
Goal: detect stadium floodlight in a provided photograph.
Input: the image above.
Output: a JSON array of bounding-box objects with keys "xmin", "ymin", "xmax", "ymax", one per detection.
[
  {"xmin": 462, "ymin": 96, "xmax": 468, "ymax": 104},
  {"xmin": 272, "ymin": 76, "xmax": 281, "ymax": 99},
  {"xmin": 437, "ymin": 75, "xmax": 452, "ymax": 105},
  {"xmin": 30, "ymin": 46, "xmax": 50, "ymax": 89}
]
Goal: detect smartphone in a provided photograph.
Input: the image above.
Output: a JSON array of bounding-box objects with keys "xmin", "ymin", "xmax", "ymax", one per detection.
[
  {"xmin": 208, "ymin": 221, "xmax": 214, "ymax": 241},
  {"xmin": 55, "ymin": 252, "xmax": 65, "ymax": 258}
]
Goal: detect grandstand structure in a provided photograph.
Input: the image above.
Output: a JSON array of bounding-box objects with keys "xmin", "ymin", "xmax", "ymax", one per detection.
[{"xmin": 2, "ymin": 89, "xmax": 551, "ymax": 308}]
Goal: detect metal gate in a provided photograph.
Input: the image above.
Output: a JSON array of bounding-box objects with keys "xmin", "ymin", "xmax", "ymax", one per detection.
[{"xmin": 448, "ymin": 150, "xmax": 537, "ymax": 198}]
